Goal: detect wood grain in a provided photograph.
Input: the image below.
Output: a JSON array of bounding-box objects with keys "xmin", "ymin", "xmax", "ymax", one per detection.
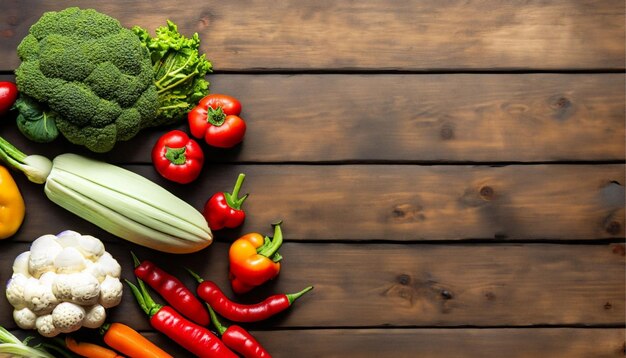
[
  {"xmin": 139, "ymin": 328, "xmax": 626, "ymax": 358},
  {"xmin": 1, "ymin": 73, "xmax": 623, "ymax": 163},
  {"xmin": 0, "ymin": 0, "xmax": 623, "ymax": 71},
  {"xmin": 0, "ymin": 242, "xmax": 623, "ymax": 330},
  {"xmin": 6, "ymin": 164, "xmax": 624, "ymax": 242}
]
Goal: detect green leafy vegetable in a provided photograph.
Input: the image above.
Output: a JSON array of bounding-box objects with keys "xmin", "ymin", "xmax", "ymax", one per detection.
[
  {"xmin": 133, "ymin": 20, "xmax": 212, "ymax": 125},
  {"xmin": 15, "ymin": 7, "xmax": 159, "ymax": 152},
  {"xmin": 14, "ymin": 95, "xmax": 59, "ymax": 143}
]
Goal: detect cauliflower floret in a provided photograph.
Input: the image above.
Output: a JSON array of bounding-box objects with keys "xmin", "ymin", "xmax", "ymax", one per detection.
[
  {"xmin": 28, "ymin": 234, "xmax": 63, "ymax": 278},
  {"xmin": 86, "ymin": 252, "xmax": 122, "ymax": 282},
  {"xmin": 23, "ymin": 280, "xmax": 58, "ymax": 315},
  {"xmin": 54, "ymin": 246, "xmax": 87, "ymax": 273},
  {"xmin": 83, "ymin": 304, "xmax": 106, "ymax": 329},
  {"xmin": 99, "ymin": 275, "xmax": 123, "ymax": 308},
  {"xmin": 13, "ymin": 307, "xmax": 37, "ymax": 330},
  {"xmin": 6, "ymin": 273, "xmax": 29, "ymax": 309},
  {"xmin": 52, "ymin": 302, "xmax": 85, "ymax": 334},
  {"xmin": 12, "ymin": 251, "xmax": 31, "ymax": 277},
  {"xmin": 36, "ymin": 314, "xmax": 59, "ymax": 337},
  {"xmin": 57, "ymin": 231, "xmax": 105, "ymax": 260},
  {"xmin": 53, "ymin": 272, "xmax": 100, "ymax": 305}
]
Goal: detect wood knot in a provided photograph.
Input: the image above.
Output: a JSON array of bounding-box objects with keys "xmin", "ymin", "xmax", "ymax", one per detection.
[
  {"xmin": 485, "ymin": 291, "xmax": 496, "ymax": 301},
  {"xmin": 604, "ymin": 302, "xmax": 613, "ymax": 310},
  {"xmin": 440, "ymin": 290, "xmax": 453, "ymax": 300},
  {"xmin": 611, "ymin": 244, "xmax": 625, "ymax": 256},
  {"xmin": 606, "ymin": 221, "xmax": 622, "ymax": 235},
  {"xmin": 391, "ymin": 204, "xmax": 425, "ymax": 222},
  {"xmin": 479, "ymin": 186, "xmax": 494, "ymax": 200},
  {"xmin": 383, "ymin": 276, "xmax": 417, "ymax": 306},
  {"xmin": 548, "ymin": 95, "xmax": 575, "ymax": 120},
  {"xmin": 552, "ymin": 96, "xmax": 571, "ymax": 109},
  {"xmin": 440, "ymin": 123, "xmax": 454, "ymax": 140},
  {"xmin": 397, "ymin": 274, "xmax": 411, "ymax": 285},
  {"xmin": 0, "ymin": 29, "xmax": 14, "ymax": 38}
]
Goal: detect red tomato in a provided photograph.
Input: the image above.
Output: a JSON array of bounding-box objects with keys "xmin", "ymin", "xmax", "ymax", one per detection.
[
  {"xmin": 188, "ymin": 94, "xmax": 246, "ymax": 148},
  {"xmin": 0, "ymin": 82, "xmax": 18, "ymax": 115}
]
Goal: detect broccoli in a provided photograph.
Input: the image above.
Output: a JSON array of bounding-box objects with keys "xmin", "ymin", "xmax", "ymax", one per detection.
[{"xmin": 14, "ymin": 7, "xmax": 158, "ymax": 153}]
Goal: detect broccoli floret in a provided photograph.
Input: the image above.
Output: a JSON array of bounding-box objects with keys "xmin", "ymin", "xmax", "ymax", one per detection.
[{"xmin": 15, "ymin": 7, "xmax": 158, "ymax": 152}]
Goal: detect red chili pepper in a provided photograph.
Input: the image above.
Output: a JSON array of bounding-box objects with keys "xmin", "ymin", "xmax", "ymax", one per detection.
[
  {"xmin": 151, "ymin": 130, "xmax": 204, "ymax": 184},
  {"xmin": 132, "ymin": 253, "xmax": 209, "ymax": 326},
  {"xmin": 126, "ymin": 279, "xmax": 237, "ymax": 358},
  {"xmin": 188, "ymin": 94, "xmax": 246, "ymax": 148},
  {"xmin": 207, "ymin": 304, "xmax": 272, "ymax": 358},
  {"xmin": 203, "ymin": 173, "xmax": 248, "ymax": 230},
  {"xmin": 229, "ymin": 222, "xmax": 284, "ymax": 294},
  {"xmin": 188, "ymin": 269, "xmax": 313, "ymax": 323}
]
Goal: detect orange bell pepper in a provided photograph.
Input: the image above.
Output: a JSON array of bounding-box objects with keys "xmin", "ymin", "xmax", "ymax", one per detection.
[
  {"xmin": 229, "ymin": 222, "xmax": 283, "ymax": 294},
  {"xmin": 0, "ymin": 165, "xmax": 25, "ymax": 239}
]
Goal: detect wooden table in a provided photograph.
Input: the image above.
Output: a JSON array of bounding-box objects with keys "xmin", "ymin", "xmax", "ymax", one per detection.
[{"xmin": 0, "ymin": 1, "xmax": 624, "ymax": 357}]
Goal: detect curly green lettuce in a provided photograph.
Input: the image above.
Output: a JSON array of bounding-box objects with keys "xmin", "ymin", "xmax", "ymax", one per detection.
[{"xmin": 133, "ymin": 20, "xmax": 212, "ymax": 126}]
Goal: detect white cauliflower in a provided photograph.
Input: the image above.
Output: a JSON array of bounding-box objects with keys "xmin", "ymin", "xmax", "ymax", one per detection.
[{"xmin": 5, "ymin": 231, "xmax": 123, "ymax": 337}]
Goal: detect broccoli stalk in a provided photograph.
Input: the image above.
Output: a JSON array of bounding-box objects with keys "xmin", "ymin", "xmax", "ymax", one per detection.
[{"xmin": 133, "ymin": 20, "xmax": 212, "ymax": 126}]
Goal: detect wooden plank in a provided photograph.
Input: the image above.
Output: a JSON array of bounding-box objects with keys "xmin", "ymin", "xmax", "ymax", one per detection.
[
  {"xmin": 138, "ymin": 328, "xmax": 626, "ymax": 358},
  {"xmin": 0, "ymin": 0, "xmax": 623, "ymax": 71},
  {"xmin": 0, "ymin": 242, "xmax": 623, "ymax": 329},
  {"xmin": 1, "ymin": 74, "xmax": 623, "ymax": 163},
  {"xmin": 7, "ymin": 164, "xmax": 624, "ymax": 242}
]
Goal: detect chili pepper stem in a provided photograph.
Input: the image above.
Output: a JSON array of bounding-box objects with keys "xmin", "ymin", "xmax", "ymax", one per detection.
[
  {"xmin": 224, "ymin": 173, "xmax": 248, "ymax": 209},
  {"xmin": 206, "ymin": 304, "xmax": 228, "ymax": 336},
  {"xmin": 286, "ymin": 286, "xmax": 314, "ymax": 305},
  {"xmin": 185, "ymin": 268, "xmax": 204, "ymax": 283},
  {"xmin": 257, "ymin": 222, "xmax": 283, "ymax": 260},
  {"xmin": 125, "ymin": 279, "xmax": 162, "ymax": 317},
  {"xmin": 130, "ymin": 251, "xmax": 141, "ymax": 268}
]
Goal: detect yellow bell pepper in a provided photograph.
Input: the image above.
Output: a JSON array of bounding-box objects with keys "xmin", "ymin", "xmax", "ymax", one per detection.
[{"xmin": 0, "ymin": 165, "xmax": 25, "ymax": 239}]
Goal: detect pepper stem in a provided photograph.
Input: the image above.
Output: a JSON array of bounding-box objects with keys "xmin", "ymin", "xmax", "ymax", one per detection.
[
  {"xmin": 224, "ymin": 173, "xmax": 248, "ymax": 210},
  {"xmin": 130, "ymin": 251, "xmax": 141, "ymax": 268},
  {"xmin": 257, "ymin": 221, "xmax": 283, "ymax": 261},
  {"xmin": 185, "ymin": 268, "xmax": 205, "ymax": 283},
  {"xmin": 164, "ymin": 146, "xmax": 187, "ymax": 165},
  {"xmin": 286, "ymin": 286, "xmax": 314, "ymax": 305},
  {"xmin": 206, "ymin": 106, "xmax": 226, "ymax": 126},
  {"xmin": 206, "ymin": 304, "xmax": 227, "ymax": 336},
  {"xmin": 125, "ymin": 279, "xmax": 162, "ymax": 318}
]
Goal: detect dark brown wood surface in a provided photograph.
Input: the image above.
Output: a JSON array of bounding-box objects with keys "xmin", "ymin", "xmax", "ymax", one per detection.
[{"xmin": 0, "ymin": 1, "xmax": 624, "ymax": 357}]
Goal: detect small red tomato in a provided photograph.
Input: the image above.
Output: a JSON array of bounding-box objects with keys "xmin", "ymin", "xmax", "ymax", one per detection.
[
  {"xmin": 152, "ymin": 130, "xmax": 204, "ymax": 184},
  {"xmin": 188, "ymin": 94, "xmax": 246, "ymax": 148},
  {"xmin": 0, "ymin": 82, "xmax": 18, "ymax": 115}
]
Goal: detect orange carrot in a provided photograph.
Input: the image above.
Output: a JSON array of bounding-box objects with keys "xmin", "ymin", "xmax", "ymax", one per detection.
[
  {"xmin": 65, "ymin": 337, "xmax": 123, "ymax": 358},
  {"xmin": 102, "ymin": 322, "xmax": 172, "ymax": 358}
]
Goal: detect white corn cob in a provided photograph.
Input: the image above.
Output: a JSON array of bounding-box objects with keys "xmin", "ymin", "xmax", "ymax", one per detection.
[{"xmin": 43, "ymin": 154, "xmax": 212, "ymax": 254}]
